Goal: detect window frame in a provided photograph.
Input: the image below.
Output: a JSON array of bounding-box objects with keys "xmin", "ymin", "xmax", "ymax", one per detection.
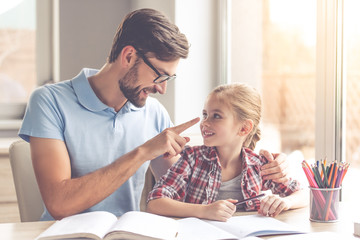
[
  {"xmin": 37, "ymin": 0, "xmax": 53, "ymax": 86},
  {"xmin": 315, "ymin": 0, "xmax": 344, "ymax": 163},
  {"xmin": 220, "ymin": 0, "xmax": 345, "ymax": 163},
  {"xmin": 0, "ymin": 0, "xmax": 51, "ymax": 131}
]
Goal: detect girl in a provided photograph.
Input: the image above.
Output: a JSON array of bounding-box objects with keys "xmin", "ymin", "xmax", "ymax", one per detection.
[{"xmin": 146, "ymin": 83, "xmax": 306, "ymax": 222}]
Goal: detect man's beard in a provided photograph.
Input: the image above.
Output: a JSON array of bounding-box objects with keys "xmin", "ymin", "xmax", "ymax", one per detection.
[{"xmin": 119, "ymin": 61, "xmax": 147, "ymax": 108}]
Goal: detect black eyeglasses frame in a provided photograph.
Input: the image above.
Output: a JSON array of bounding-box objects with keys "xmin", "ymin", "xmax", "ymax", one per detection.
[{"xmin": 134, "ymin": 47, "xmax": 176, "ymax": 83}]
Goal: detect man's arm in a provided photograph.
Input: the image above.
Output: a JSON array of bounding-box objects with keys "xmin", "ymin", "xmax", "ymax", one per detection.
[
  {"xmin": 30, "ymin": 137, "xmax": 150, "ymax": 220},
  {"xmin": 260, "ymin": 150, "xmax": 290, "ymax": 183},
  {"xmin": 31, "ymin": 117, "xmax": 199, "ymax": 220}
]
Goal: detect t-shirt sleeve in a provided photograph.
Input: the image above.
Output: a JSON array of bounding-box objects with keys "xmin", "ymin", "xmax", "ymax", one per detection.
[
  {"xmin": 156, "ymin": 99, "xmax": 173, "ymax": 132},
  {"xmin": 18, "ymin": 86, "xmax": 65, "ymax": 142}
]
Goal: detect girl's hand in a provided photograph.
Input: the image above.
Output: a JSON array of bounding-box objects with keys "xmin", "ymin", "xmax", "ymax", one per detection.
[
  {"xmin": 201, "ymin": 199, "xmax": 237, "ymax": 222},
  {"xmin": 258, "ymin": 195, "xmax": 291, "ymax": 217}
]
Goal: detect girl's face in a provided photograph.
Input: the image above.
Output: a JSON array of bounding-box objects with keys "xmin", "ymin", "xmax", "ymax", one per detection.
[{"xmin": 200, "ymin": 94, "xmax": 243, "ymax": 147}]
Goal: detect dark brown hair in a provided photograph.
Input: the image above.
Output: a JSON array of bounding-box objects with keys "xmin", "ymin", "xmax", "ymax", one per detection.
[{"xmin": 108, "ymin": 8, "xmax": 189, "ymax": 63}]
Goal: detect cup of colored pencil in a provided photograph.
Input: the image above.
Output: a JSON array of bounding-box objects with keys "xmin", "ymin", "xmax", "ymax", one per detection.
[{"xmin": 301, "ymin": 159, "xmax": 349, "ymax": 222}]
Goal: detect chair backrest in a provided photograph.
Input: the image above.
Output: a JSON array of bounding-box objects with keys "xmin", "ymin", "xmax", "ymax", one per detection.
[{"xmin": 9, "ymin": 140, "xmax": 44, "ymax": 222}]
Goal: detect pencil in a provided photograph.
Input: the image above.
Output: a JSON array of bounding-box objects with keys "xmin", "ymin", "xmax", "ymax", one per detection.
[
  {"xmin": 340, "ymin": 162, "xmax": 349, "ymax": 184},
  {"xmin": 327, "ymin": 162, "xmax": 334, "ymax": 186},
  {"xmin": 335, "ymin": 166, "xmax": 342, "ymax": 188},
  {"xmin": 234, "ymin": 193, "xmax": 265, "ymax": 206},
  {"xmin": 320, "ymin": 160, "xmax": 324, "ymax": 179},
  {"xmin": 325, "ymin": 165, "xmax": 338, "ymax": 221},
  {"xmin": 329, "ymin": 162, "xmax": 337, "ymax": 188},
  {"xmin": 303, "ymin": 160, "xmax": 314, "ymax": 177},
  {"xmin": 321, "ymin": 162, "xmax": 328, "ymax": 188},
  {"xmin": 312, "ymin": 166, "xmax": 324, "ymax": 188},
  {"xmin": 302, "ymin": 160, "xmax": 336, "ymax": 220}
]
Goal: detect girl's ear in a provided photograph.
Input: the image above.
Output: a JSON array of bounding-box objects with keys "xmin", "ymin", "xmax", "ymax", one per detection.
[{"xmin": 239, "ymin": 119, "xmax": 254, "ymax": 136}]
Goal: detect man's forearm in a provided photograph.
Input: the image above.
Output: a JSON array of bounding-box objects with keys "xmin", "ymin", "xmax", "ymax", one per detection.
[{"xmin": 44, "ymin": 146, "xmax": 148, "ymax": 219}]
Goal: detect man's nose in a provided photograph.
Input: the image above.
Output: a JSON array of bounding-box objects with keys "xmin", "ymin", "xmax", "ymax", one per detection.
[{"xmin": 155, "ymin": 81, "xmax": 167, "ymax": 94}]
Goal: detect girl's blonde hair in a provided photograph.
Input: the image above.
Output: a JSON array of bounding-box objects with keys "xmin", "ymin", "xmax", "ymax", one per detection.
[{"xmin": 209, "ymin": 83, "xmax": 262, "ymax": 150}]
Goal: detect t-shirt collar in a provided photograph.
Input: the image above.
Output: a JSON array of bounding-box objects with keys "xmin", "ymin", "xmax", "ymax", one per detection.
[{"xmin": 72, "ymin": 68, "xmax": 142, "ymax": 113}]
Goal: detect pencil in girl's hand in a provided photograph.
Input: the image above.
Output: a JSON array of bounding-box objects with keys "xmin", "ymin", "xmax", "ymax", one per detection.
[{"xmin": 235, "ymin": 193, "xmax": 265, "ymax": 206}]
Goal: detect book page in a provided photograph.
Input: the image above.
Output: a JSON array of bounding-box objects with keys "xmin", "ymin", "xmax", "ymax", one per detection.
[
  {"xmin": 176, "ymin": 217, "xmax": 238, "ymax": 240},
  {"xmin": 270, "ymin": 232, "xmax": 344, "ymax": 240},
  {"xmin": 205, "ymin": 215, "xmax": 304, "ymax": 238},
  {"xmin": 105, "ymin": 211, "xmax": 179, "ymax": 240},
  {"xmin": 35, "ymin": 211, "xmax": 117, "ymax": 240}
]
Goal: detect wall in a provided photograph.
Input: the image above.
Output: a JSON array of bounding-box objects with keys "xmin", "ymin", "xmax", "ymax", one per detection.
[
  {"xmin": 174, "ymin": 0, "xmax": 218, "ymax": 134},
  {"xmin": 129, "ymin": 0, "xmax": 176, "ymax": 123},
  {"xmin": 53, "ymin": 0, "xmax": 219, "ymax": 136},
  {"xmin": 132, "ymin": 0, "xmax": 219, "ymax": 135},
  {"xmin": 55, "ymin": 0, "xmax": 131, "ymax": 82},
  {"xmin": 231, "ymin": 0, "xmax": 263, "ymax": 90}
]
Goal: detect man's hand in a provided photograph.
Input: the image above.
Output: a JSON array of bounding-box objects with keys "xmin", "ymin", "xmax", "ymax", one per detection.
[
  {"xmin": 143, "ymin": 117, "xmax": 200, "ymax": 160},
  {"xmin": 260, "ymin": 150, "xmax": 290, "ymax": 184}
]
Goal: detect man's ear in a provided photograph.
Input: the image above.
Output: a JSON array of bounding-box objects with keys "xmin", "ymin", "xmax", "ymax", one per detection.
[
  {"xmin": 118, "ymin": 45, "xmax": 137, "ymax": 67},
  {"xmin": 239, "ymin": 119, "xmax": 254, "ymax": 136}
]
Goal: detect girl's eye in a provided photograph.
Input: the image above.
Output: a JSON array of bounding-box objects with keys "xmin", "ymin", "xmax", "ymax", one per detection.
[
  {"xmin": 202, "ymin": 112, "xmax": 208, "ymax": 119},
  {"xmin": 214, "ymin": 113, "xmax": 221, "ymax": 119}
]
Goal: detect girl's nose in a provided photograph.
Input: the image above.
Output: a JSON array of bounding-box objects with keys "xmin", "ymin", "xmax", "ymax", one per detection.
[{"xmin": 201, "ymin": 118, "xmax": 210, "ymax": 127}]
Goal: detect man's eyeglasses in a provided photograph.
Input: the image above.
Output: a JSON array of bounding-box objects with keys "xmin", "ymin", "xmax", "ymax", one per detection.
[{"xmin": 135, "ymin": 48, "xmax": 176, "ymax": 83}]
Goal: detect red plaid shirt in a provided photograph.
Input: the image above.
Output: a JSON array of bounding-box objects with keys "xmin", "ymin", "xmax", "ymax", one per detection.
[{"xmin": 147, "ymin": 145, "xmax": 300, "ymax": 211}]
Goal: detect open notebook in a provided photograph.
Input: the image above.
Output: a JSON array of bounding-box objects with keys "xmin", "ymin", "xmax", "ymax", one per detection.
[{"xmin": 35, "ymin": 211, "xmax": 305, "ymax": 240}]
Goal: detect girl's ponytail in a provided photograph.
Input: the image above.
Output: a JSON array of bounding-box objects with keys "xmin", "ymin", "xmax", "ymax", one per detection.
[{"xmin": 245, "ymin": 126, "xmax": 261, "ymax": 151}]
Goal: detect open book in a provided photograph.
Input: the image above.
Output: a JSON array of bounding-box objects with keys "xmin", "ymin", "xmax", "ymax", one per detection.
[
  {"xmin": 35, "ymin": 211, "xmax": 304, "ymax": 240},
  {"xmin": 35, "ymin": 211, "xmax": 179, "ymax": 240},
  {"xmin": 176, "ymin": 215, "xmax": 304, "ymax": 240}
]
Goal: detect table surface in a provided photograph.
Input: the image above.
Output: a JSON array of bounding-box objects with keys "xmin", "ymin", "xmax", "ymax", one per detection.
[{"xmin": 1, "ymin": 204, "xmax": 358, "ymax": 240}]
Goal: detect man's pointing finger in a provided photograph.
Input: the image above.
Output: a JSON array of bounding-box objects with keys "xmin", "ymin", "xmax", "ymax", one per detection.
[{"xmin": 171, "ymin": 117, "xmax": 200, "ymax": 134}]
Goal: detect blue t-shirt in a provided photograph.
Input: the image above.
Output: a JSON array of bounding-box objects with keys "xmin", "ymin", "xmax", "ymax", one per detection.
[{"xmin": 19, "ymin": 68, "xmax": 172, "ymax": 220}]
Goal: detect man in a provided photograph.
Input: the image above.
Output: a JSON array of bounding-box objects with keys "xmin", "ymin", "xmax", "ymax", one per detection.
[{"xmin": 19, "ymin": 8, "xmax": 289, "ymax": 221}]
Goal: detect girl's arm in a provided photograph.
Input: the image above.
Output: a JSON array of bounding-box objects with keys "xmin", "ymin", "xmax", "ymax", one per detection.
[
  {"xmin": 147, "ymin": 197, "xmax": 237, "ymax": 222},
  {"xmin": 258, "ymin": 188, "xmax": 308, "ymax": 217},
  {"xmin": 260, "ymin": 152, "xmax": 308, "ymax": 217}
]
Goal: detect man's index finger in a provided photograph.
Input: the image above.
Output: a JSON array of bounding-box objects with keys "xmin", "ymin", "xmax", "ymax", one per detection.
[{"xmin": 171, "ymin": 117, "xmax": 200, "ymax": 134}]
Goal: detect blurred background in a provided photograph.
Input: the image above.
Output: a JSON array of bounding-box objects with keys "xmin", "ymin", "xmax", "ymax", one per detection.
[{"xmin": 0, "ymin": 0, "xmax": 359, "ymax": 222}]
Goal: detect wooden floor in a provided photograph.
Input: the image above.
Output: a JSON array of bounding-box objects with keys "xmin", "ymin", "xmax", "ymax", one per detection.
[{"xmin": 0, "ymin": 154, "xmax": 20, "ymax": 223}]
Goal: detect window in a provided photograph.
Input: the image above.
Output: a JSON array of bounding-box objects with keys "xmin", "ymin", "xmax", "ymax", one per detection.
[
  {"xmin": 0, "ymin": 0, "xmax": 36, "ymax": 119},
  {"xmin": 343, "ymin": 0, "xmax": 360, "ymax": 201},
  {"xmin": 228, "ymin": 0, "xmax": 316, "ymax": 160},
  {"xmin": 344, "ymin": 1, "xmax": 360, "ymax": 169},
  {"xmin": 224, "ymin": 0, "xmax": 359, "ymax": 201}
]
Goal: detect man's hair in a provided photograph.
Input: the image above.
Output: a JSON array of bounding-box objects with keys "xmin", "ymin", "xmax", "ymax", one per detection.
[{"xmin": 108, "ymin": 8, "xmax": 189, "ymax": 63}]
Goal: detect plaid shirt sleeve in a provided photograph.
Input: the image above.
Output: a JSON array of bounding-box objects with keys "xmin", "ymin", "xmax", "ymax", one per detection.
[{"xmin": 147, "ymin": 151, "xmax": 193, "ymax": 203}]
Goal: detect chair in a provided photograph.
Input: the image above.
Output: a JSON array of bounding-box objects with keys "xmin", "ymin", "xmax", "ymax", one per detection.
[{"xmin": 9, "ymin": 140, "xmax": 44, "ymax": 222}]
